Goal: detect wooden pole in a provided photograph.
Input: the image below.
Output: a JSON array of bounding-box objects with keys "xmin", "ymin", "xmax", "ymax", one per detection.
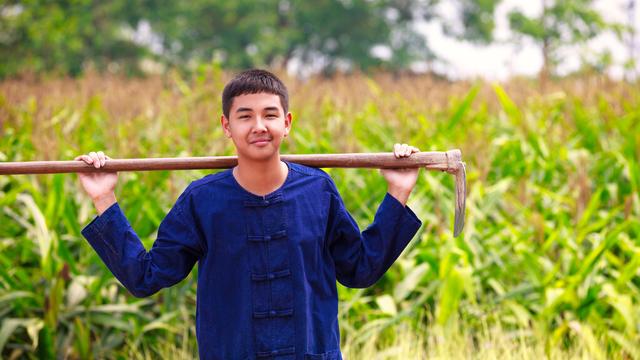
[
  {"xmin": 0, "ymin": 150, "xmax": 462, "ymax": 175},
  {"xmin": 0, "ymin": 150, "xmax": 467, "ymax": 237}
]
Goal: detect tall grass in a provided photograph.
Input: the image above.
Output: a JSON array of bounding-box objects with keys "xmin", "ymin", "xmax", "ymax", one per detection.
[{"xmin": 1, "ymin": 68, "xmax": 639, "ymax": 359}]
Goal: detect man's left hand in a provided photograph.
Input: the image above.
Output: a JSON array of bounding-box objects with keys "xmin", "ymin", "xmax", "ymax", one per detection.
[{"xmin": 381, "ymin": 143, "xmax": 420, "ymax": 206}]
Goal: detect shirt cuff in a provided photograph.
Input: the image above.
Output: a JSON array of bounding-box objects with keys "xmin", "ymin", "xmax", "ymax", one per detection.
[
  {"xmin": 81, "ymin": 202, "xmax": 121, "ymax": 251},
  {"xmin": 383, "ymin": 192, "xmax": 422, "ymax": 228}
]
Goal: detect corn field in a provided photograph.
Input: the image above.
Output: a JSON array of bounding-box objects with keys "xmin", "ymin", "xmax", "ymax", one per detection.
[{"xmin": 0, "ymin": 68, "xmax": 639, "ymax": 359}]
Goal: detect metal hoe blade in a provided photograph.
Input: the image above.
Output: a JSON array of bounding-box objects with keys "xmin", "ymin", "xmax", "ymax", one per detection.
[
  {"xmin": 444, "ymin": 150, "xmax": 467, "ymax": 237},
  {"xmin": 453, "ymin": 162, "xmax": 466, "ymax": 237}
]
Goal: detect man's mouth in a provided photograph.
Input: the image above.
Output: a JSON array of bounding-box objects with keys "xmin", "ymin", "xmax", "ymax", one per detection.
[{"xmin": 250, "ymin": 138, "xmax": 272, "ymax": 145}]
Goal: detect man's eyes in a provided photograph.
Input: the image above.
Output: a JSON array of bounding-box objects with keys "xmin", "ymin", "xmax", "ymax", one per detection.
[{"xmin": 237, "ymin": 113, "xmax": 278, "ymax": 119}]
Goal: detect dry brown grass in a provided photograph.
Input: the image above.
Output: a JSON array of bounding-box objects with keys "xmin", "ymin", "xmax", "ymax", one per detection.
[{"xmin": 2, "ymin": 71, "xmax": 635, "ymax": 124}]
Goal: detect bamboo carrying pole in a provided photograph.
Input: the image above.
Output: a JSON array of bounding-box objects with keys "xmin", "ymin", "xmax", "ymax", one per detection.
[{"xmin": 0, "ymin": 150, "xmax": 467, "ymax": 236}]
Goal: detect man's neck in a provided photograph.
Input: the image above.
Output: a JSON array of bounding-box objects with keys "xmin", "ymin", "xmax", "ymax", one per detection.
[{"xmin": 233, "ymin": 155, "xmax": 288, "ymax": 196}]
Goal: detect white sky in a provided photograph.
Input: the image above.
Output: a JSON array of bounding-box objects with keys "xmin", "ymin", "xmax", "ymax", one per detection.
[{"xmin": 416, "ymin": 0, "xmax": 640, "ymax": 80}]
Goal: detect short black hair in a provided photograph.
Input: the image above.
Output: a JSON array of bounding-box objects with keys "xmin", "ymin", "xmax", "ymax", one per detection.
[{"xmin": 222, "ymin": 69, "xmax": 289, "ymax": 118}]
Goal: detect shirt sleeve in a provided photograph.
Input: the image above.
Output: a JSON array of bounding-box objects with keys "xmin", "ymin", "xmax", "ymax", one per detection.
[
  {"xmin": 81, "ymin": 192, "xmax": 205, "ymax": 298},
  {"xmin": 325, "ymin": 178, "xmax": 422, "ymax": 288}
]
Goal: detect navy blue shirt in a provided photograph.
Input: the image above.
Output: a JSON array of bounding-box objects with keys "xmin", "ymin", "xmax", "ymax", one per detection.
[{"xmin": 81, "ymin": 162, "xmax": 421, "ymax": 359}]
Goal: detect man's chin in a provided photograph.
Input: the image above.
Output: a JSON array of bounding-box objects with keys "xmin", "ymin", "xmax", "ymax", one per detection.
[{"xmin": 238, "ymin": 149, "xmax": 280, "ymax": 162}]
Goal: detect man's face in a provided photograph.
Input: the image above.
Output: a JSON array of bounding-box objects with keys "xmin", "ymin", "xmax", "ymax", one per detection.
[{"xmin": 221, "ymin": 92, "xmax": 291, "ymax": 162}]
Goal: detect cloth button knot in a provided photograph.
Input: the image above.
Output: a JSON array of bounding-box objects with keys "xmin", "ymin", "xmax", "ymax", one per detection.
[
  {"xmin": 270, "ymin": 310, "xmax": 276, "ymax": 316},
  {"xmin": 268, "ymin": 273, "xmax": 275, "ymax": 279},
  {"xmin": 264, "ymin": 235, "xmax": 271, "ymax": 241}
]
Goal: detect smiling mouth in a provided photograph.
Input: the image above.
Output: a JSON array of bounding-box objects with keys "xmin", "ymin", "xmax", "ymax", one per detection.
[{"xmin": 250, "ymin": 138, "xmax": 272, "ymax": 144}]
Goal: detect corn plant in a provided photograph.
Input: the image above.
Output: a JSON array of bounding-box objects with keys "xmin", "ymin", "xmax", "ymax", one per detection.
[{"xmin": 1, "ymin": 69, "xmax": 638, "ymax": 358}]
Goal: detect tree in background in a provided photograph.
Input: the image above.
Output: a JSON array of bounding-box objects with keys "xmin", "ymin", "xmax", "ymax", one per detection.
[
  {"xmin": 143, "ymin": 0, "xmax": 440, "ymax": 75},
  {"xmin": 442, "ymin": 0, "xmax": 502, "ymax": 44},
  {"xmin": 443, "ymin": 0, "xmax": 616, "ymax": 83},
  {"xmin": 0, "ymin": 0, "xmax": 152, "ymax": 77},
  {"xmin": 1, "ymin": 0, "xmax": 625, "ymax": 79},
  {"xmin": 624, "ymin": 0, "xmax": 637, "ymax": 80},
  {"xmin": 508, "ymin": 0, "xmax": 608, "ymax": 82},
  {"xmin": 0, "ymin": 0, "xmax": 439, "ymax": 77}
]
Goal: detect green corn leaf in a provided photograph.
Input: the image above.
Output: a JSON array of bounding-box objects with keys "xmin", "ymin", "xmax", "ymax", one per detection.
[
  {"xmin": 446, "ymin": 85, "xmax": 479, "ymax": 131},
  {"xmin": 492, "ymin": 84, "xmax": 522, "ymax": 125},
  {"xmin": 437, "ymin": 268, "xmax": 464, "ymax": 325}
]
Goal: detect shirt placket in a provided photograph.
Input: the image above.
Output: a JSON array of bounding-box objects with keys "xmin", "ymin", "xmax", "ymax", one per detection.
[{"xmin": 244, "ymin": 194, "xmax": 295, "ymax": 359}]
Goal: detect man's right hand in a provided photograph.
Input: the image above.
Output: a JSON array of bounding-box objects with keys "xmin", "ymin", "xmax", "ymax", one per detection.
[{"xmin": 75, "ymin": 151, "xmax": 118, "ymax": 215}]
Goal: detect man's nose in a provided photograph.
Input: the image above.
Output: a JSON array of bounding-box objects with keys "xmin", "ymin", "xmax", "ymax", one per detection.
[{"xmin": 252, "ymin": 117, "xmax": 267, "ymax": 132}]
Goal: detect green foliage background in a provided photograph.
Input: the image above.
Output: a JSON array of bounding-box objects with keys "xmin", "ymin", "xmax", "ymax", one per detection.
[
  {"xmin": 0, "ymin": 0, "xmax": 438, "ymax": 77},
  {"xmin": 3, "ymin": 0, "xmax": 626, "ymax": 79},
  {"xmin": 0, "ymin": 69, "xmax": 638, "ymax": 358}
]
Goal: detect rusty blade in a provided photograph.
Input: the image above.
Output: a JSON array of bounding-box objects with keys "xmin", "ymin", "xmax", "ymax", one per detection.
[{"xmin": 453, "ymin": 162, "xmax": 466, "ymax": 237}]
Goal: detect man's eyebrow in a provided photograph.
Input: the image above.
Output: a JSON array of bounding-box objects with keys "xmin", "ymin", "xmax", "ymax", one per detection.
[{"xmin": 235, "ymin": 106, "xmax": 280, "ymax": 113}]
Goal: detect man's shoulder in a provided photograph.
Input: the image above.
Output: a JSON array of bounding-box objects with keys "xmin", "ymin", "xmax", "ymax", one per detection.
[
  {"xmin": 182, "ymin": 169, "xmax": 234, "ymax": 197},
  {"xmin": 288, "ymin": 162, "xmax": 332, "ymax": 181},
  {"xmin": 287, "ymin": 162, "xmax": 341, "ymax": 195}
]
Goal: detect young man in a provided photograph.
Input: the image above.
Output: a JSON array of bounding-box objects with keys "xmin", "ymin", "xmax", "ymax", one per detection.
[{"xmin": 76, "ymin": 69, "xmax": 422, "ymax": 359}]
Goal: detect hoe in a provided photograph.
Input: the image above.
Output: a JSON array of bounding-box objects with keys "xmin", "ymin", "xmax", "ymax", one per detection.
[{"xmin": 0, "ymin": 150, "xmax": 467, "ymax": 236}]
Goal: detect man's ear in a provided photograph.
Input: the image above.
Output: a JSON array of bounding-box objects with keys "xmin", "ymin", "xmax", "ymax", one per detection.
[
  {"xmin": 221, "ymin": 115, "xmax": 231, "ymax": 138},
  {"xmin": 284, "ymin": 112, "xmax": 292, "ymax": 137}
]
